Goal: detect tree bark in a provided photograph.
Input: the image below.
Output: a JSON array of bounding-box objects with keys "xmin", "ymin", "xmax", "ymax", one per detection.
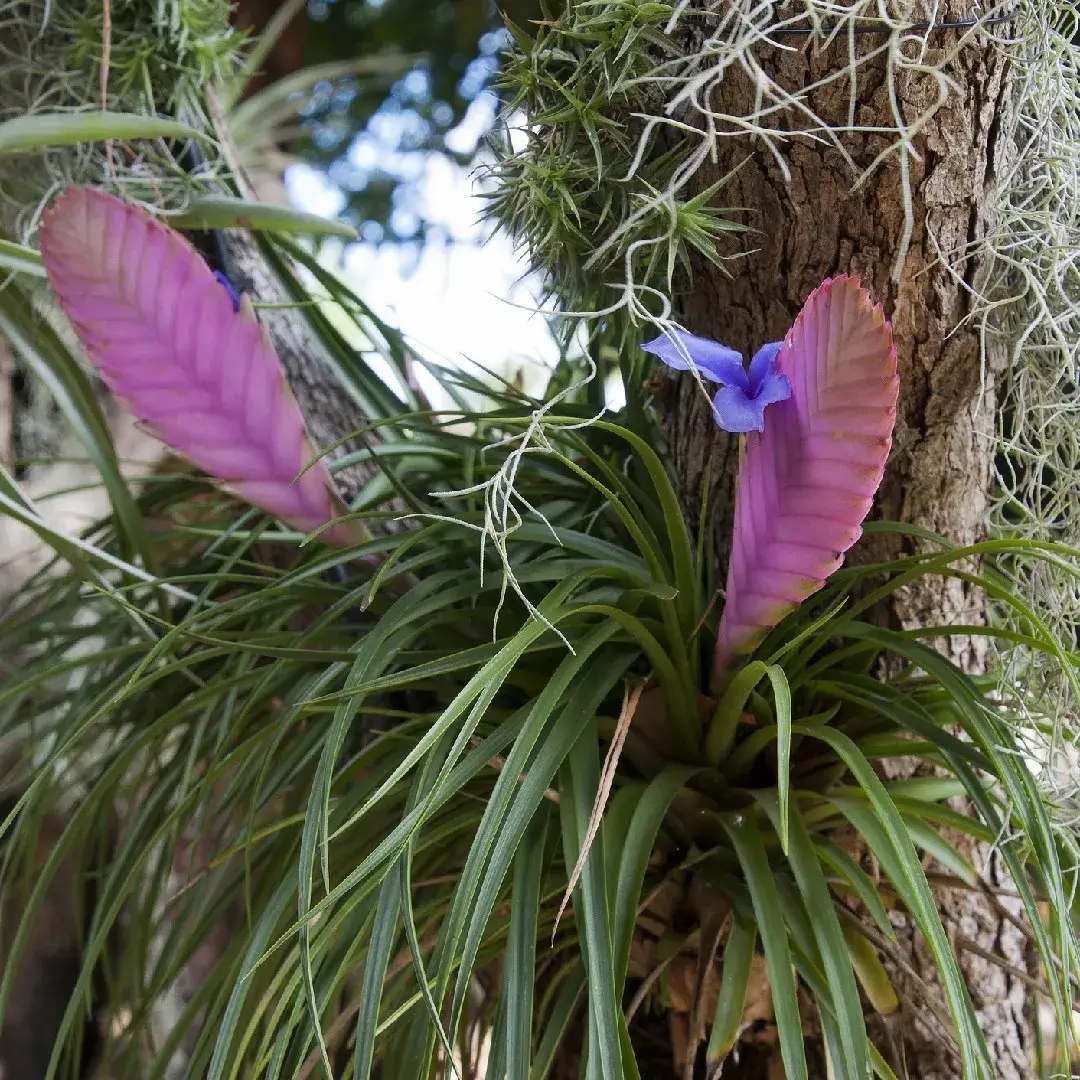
[
  {"xmin": 199, "ymin": 90, "xmax": 407, "ymax": 518},
  {"xmin": 213, "ymin": 227, "xmax": 384, "ymax": 506},
  {"xmin": 663, "ymin": 6, "xmax": 1010, "ymax": 668},
  {"xmin": 658, "ymin": 6, "xmax": 1035, "ymax": 1077}
]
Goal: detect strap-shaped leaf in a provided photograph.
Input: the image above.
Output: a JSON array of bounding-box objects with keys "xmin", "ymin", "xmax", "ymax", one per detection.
[
  {"xmin": 39, "ymin": 186, "xmax": 362, "ymax": 547},
  {"xmin": 715, "ymin": 275, "xmax": 898, "ymax": 675}
]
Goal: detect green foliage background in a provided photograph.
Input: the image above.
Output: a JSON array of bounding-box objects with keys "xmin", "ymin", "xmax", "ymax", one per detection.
[{"xmin": 0, "ymin": 1, "xmax": 1078, "ymax": 1079}]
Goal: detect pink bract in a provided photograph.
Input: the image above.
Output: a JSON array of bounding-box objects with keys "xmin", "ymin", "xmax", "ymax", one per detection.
[
  {"xmin": 39, "ymin": 187, "xmax": 362, "ymax": 548},
  {"xmin": 714, "ymin": 275, "xmax": 899, "ymax": 679}
]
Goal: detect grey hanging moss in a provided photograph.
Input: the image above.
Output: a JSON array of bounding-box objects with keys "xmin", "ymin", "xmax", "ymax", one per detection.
[{"xmin": 489, "ymin": 0, "xmax": 1080, "ymax": 799}]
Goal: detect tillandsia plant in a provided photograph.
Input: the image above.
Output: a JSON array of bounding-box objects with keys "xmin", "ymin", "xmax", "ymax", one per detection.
[
  {"xmin": 644, "ymin": 276, "xmax": 900, "ymax": 682},
  {"xmin": 38, "ymin": 188, "xmax": 365, "ymax": 548},
  {"xmin": 4, "ymin": 176, "xmax": 1080, "ymax": 1080}
]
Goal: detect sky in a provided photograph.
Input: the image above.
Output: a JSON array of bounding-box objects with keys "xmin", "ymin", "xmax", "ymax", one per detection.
[{"xmin": 284, "ymin": 99, "xmax": 565, "ymax": 408}]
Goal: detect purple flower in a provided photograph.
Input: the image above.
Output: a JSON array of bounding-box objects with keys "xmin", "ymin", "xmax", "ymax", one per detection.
[
  {"xmin": 213, "ymin": 270, "xmax": 242, "ymax": 313},
  {"xmin": 642, "ymin": 328, "xmax": 792, "ymax": 433}
]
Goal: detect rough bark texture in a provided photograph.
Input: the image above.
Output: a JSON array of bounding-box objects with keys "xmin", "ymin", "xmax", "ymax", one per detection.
[
  {"xmin": 202, "ymin": 95, "xmax": 392, "ymax": 515},
  {"xmin": 213, "ymin": 228, "xmax": 382, "ymax": 506},
  {"xmin": 662, "ymin": 8, "xmax": 1010, "ymax": 669},
  {"xmin": 657, "ymin": 7, "xmax": 1034, "ymax": 1078}
]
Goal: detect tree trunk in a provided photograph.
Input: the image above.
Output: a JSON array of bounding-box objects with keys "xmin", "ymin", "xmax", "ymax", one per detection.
[
  {"xmin": 664, "ymin": 11, "xmax": 1011, "ymax": 664},
  {"xmin": 213, "ymin": 227, "xmax": 383, "ymax": 505},
  {"xmin": 658, "ymin": 6, "xmax": 1034, "ymax": 1077},
  {"xmin": 199, "ymin": 98, "xmax": 385, "ymax": 509}
]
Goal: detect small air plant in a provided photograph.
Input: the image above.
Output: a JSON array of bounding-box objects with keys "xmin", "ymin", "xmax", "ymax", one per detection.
[
  {"xmin": 38, "ymin": 187, "xmax": 365, "ymax": 548},
  {"xmin": 38, "ymin": 188, "xmax": 896, "ymax": 683},
  {"xmin": 14, "ymin": 187, "xmax": 1080, "ymax": 1080},
  {"xmin": 39, "ymin": 189, "xmax": 897, "ymax": 668},
  {"xmin": 645, "ymin": 275, "xmax": 900, "ymax": 681}
]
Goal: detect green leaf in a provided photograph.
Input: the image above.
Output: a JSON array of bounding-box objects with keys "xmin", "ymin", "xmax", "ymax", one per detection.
[
  {"xmin": 307, "ymin": 572, "xmax": 599, "ymax": 918},
  {"xmin": 885, "ymin": 777, "xmax": 969, "ymax": 802},
  {"xmin": 809, "ymin": 669, "xmax": 989, "ymax": 768},
  {"xmin": 0, "ymin": 110, "xmax": 205, "ymax": 153},
  {"xmin": 590, "ymin": 421, "xmax": 699, "ymax": 638},
  {"xmin": 0, "ymin": 286, "xmax": 157, "ymax": 574},
  {"xmin": 831, "ymin": 786, "xmax": 994, "ymax": 847},
  {"xmin": 206, "ymin": 880, "xmax": 297, "ymax": 1080},
  {"xmin": 560, "ymin": 721, "xmax": 625, "ymax": 1080},
  {"xmin": 261, "ymin": 234, "xmax": 412, "ymax": 428},
  {"xmin": 812, "ymin": 732, "xmax": 990, "ymax": 1080},
  {"xmin": 869, "ymin": 1043, "xmax": 903, "ymax": 1080},
  {"xmin": 432, "ymin": 638, "xmax": 632, "ymax": 1073},
  {"xmin": 602, "ymin": 781, "xmax": 646, "ymax": 918},
  {"xmin": 901, "ymin": 814, "xmax": 977, "ymax": 886},
  {"xmin": 612, "ymin": 764, "xmax": 698, "ymax": 988},
  {"xmin": 706, "ymin": 915, "xmax": 757, "ymax": 1066},
  {"xmin": 529, "ymin": 966, "xmax": 585, "ymax": 1080},
  {"xmin": 398, "ymin": 835, "xmax": 455, "ymax": 1071},
  {"xmin": 707, "ymin": 660, "xmax": 784, "ymax": 766},
  {"xmin": 842, "ymin": 924, "xmax": 898, "ymax": 1016},
  {"xmin": 167, "ymin": 195, "xmax": 358, "ymax": 239},
  {"xmin": 0, "ymin": 237, "xmax": 45, "ymax": 277},
  {"xmin": 813, "ymin": 837, "xmax": 895, "ymax": 940},
  {"xmin": 768, "ymin": 665, "xmax": 793, "ymax": 855},
  {"xmin": 757, "ymin": 793, "xmax": 869, "ymax": 1079},
  {"xmin": 504, "ymin": 807, "xmax": 551, "ymax": 1080},
  {"xmin": 0, "ymin": 464, "xmax": 92, "ymax": 585},
  {"xmin": 570, "ymin": 603, "xmax": 697, "ymax": 757},
  {"xmin": 721, "ymin": 813, "xmax": 807, "ymax": 1080},
  {"xmin": 836, "ymin": 621, "xmax": 1080, "ymax": 1039},
  {"xmin": 354, "ymin": 876, "xmax": 401, "ymax": 1080},
  {"xmin": 228, "ymin": 54, "xmax": 414, "ymax": 125},
  {"xmin": 761, "ymin": 594, "xmax": 849, "ymax": 673}
]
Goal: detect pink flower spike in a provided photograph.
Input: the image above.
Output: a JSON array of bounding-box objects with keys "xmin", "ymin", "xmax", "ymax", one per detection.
[
  {"xmin": 714, "ymin": 275, "xmax": 899, "ymax": 679},
  {"xmin": 39, "ymin": 187, "xmax": 365, "ymax": 549}
]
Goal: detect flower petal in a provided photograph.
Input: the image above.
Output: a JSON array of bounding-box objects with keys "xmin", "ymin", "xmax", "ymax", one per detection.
[
  {"xmin": 711, "ymin": 370, "xmax": 790, "ymax": 433},
  {"xmin": 642, "ymin": 328, "xmax": 748, "ymax": 389},
  {"xmin": 748, "ymin": 341, "xmax": 783, "ymax": 392},
  {"xmin": 755, "ymin": 371, "xmax": 792, "ymax": 410},
  {"xmin": 213, "ymin": 270, "xmax": 242, "ymax": 312},
  {"xmin": 39, "ymin": 186, "xmax": 364, "ymax": 548},
  {"xmin": 712, "ymin": 385, "xmax": 769, "ymax": 433},
  {"xmin": 715, "ymin": 275, "xmax": 899, "ymax": 675}
]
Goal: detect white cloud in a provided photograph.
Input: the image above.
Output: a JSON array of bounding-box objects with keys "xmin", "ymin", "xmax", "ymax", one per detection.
[
  {"xmin": 288, "ymin": 146, "xmax": 562, "ymax": 408},
  {"xmin": 286, "ymin": 128, "xmax": 626, "ymax": 412},
  {"xmin": 284, "ymin": 163, "xmax": 346, "ymax": 219}
]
